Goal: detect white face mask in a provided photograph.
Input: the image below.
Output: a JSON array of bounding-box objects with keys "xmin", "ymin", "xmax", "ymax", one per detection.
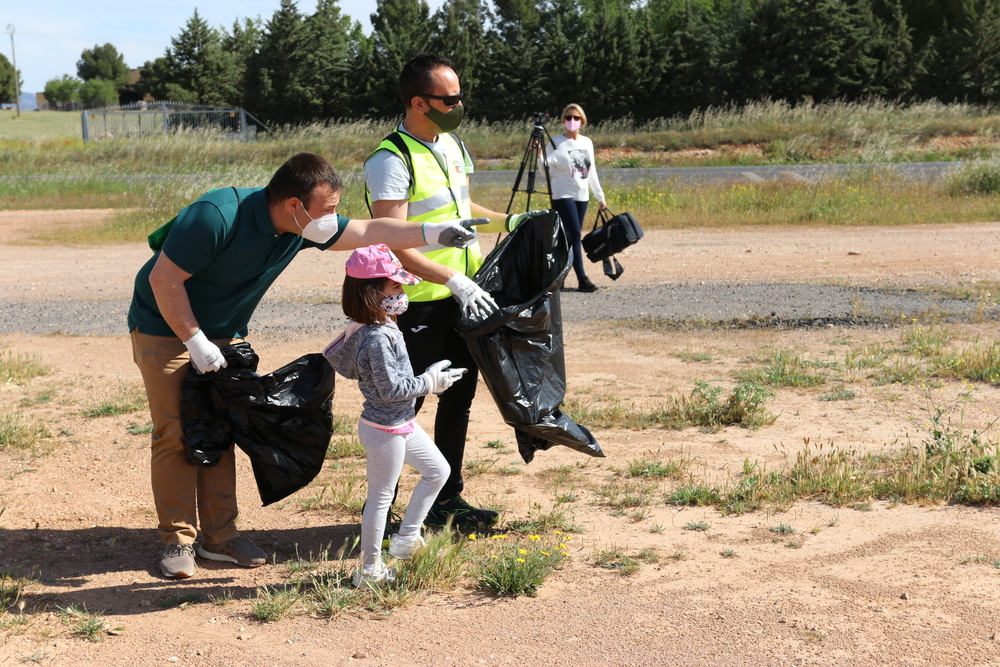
[
  {"xmin": 380, "ymin": 292, "xmax": 409, "ymax": 316},
  {"xmin": 564, "ymin": 118, "xmax": 582, "ymax": 132},
  {"xmin": 293, "ymin": 206, "xmax": 340, "ymax": 244}
]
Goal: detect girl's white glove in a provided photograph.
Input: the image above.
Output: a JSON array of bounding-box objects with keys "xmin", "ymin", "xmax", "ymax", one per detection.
[
  {"xmin": 446, "ymin": 273, "xmax": 497, "ymax": 319},
  {"xmin": 183, "ymin": 330, "xmax": 227, "ymax": 374},
  {"xmin": 421, "ymin": 359, "xmax": 468, "ymax": 395}
]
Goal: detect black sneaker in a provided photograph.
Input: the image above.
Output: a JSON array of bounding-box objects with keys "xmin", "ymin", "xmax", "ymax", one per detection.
[
  {"xmin": 578, "ymin": 277, "xmax": 598, "ymax": 292},
  {"xmin": 425, "ymin": 496, "xmax": 499, "ymax": 529}
]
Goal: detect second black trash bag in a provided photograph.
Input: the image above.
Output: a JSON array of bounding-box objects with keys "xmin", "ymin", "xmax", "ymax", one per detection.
[
  {"xmin": 456, "ymin": 209, "xmax": 605, "ymax": 464},
  {"xmin": 181, "ymin": 342, "xmax": 335, "ymax": 506}
]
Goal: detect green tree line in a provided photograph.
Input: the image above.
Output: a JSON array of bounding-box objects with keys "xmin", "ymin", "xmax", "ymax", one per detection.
[{"xmin": 44, "ymin": 0, "xmax": 1000, "ymax": 124}]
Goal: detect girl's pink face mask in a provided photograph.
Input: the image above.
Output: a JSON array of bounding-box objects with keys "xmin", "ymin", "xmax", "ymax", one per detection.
[{"xmin": 564, "ymin": 118, "xmax": 582, "ymax": 132}]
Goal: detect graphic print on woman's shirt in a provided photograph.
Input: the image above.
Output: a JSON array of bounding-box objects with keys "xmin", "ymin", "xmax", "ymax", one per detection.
[{"xmin": 569, "ymin": 149, "xmax": 591, "ymax": 179}]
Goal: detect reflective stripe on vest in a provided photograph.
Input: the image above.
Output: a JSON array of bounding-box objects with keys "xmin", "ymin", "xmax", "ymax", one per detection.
[{"xmin": 365, "ymin": 131, "xmax": 480, "ymax": 302}]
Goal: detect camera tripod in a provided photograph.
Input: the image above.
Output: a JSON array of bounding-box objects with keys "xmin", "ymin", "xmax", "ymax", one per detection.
[{"xmin": 506, "ymin": 112, "xmax": 555, "ymax": 213}]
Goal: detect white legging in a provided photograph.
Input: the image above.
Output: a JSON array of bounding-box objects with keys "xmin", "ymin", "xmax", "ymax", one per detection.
[{"xmin": 358, "ymin": 421, "xmax": 449, "ymax": 566}]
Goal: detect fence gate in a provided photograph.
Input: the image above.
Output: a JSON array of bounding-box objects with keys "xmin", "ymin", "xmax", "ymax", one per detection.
[{"xmin": 81, "ymin": 102, "xmax": 266, "ymax": 141}]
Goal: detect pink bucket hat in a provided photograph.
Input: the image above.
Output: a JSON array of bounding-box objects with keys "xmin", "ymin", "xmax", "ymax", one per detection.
[{"xmin": 345, "ymin": 243, "xmax": 421, "ymax": 285}]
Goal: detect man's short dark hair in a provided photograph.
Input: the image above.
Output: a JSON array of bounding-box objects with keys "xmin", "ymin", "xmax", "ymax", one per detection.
[
  {"xmin": 399, "ymin": 52, "xmax": 455, "ymax": 108},
  {"xmin": 266, "ymin": 152, "xmax": 342, "ymax": 207}
]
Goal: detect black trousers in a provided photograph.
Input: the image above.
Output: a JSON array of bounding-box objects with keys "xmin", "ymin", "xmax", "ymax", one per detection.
[
  {"xmin": 552, "ymin": 198, "xmax": 590, "ymax": 281},
  {"xmin": 397, "ymin": 297, "xmax": 478, "ymax": 502}
]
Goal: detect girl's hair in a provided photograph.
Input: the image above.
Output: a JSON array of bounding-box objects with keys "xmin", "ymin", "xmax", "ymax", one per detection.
[
  {"xmin": 561, "ymin": 103, "xmax": 587, "ymax": 127},
  {"xmin": 342, "ymin": 276, "xmax": 393, "ymax": 324}
]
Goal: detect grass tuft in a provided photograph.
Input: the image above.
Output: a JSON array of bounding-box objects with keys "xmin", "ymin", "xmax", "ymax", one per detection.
[
  {"xmin": 475, "ymin": 532, "xmax": 569, "ymax": 597},
  {"xmin": 566, "ymin": 381, "xmax": 774, "ymax": 432},
  {"xmin": 81, "ymin": 384, "xmax": 147, "ymax": 418},
  {"xmin": 57, "ymin": 604, "xmax": 113, "ymax": 642},
  {"xmin": 0, "ymin": 414, "xmax": 51, "ymax": 451},
  {"xmin": 0, "ymin": 351, "xmax": 48, "ymax": 384}
]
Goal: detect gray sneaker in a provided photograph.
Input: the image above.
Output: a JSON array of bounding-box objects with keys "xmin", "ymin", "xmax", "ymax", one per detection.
[
  {"xmin": 160, "ymin": 544, "xmax": 197, "ymax": 579},
  {"xmin": 197, "ymin": 536, "xmax": 267, "ymax": 567}
]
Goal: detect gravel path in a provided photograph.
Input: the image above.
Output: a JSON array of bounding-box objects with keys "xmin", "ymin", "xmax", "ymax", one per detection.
[
  {"xmin": 0, "ymin": 282, "xmax": 992, "ymax": 337},
  {"xmin": 3, "ymin": 214, "xmax": 998, "ymax": 337}
]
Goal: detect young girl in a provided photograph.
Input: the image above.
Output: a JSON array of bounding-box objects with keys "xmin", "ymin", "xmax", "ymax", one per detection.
[{"xmin": 324, "ymin": 244, "xmax": 464, "ymax": 587}]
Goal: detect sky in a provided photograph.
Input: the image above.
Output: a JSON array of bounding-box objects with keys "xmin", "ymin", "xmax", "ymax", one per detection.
[{"xmin": 5, "ymin": 0, "xmax": 445, "ymax": 94}]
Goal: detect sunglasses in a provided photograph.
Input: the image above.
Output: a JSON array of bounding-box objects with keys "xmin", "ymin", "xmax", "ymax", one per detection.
[
  {"xmin": 564, "ymin": 115, "xmax": 583, "ymax": 121},
  {"xmin": 419, "ymin": 92, "xmax": 463, "ymax": 107}
]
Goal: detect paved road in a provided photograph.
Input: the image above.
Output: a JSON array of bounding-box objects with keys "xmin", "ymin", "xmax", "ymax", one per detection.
[
  {"xmin": 0, "ymin": 161, "xmax": 968, "ymax": 187},
  {"xmin": 470, "ymin": 161, "xmax": 967, "ymax": 187}
]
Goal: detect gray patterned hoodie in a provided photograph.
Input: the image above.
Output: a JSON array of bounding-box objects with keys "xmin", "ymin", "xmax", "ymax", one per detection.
[{"xmin": 323, "ymin": 320, "xmax": 430, "ymax": 428}]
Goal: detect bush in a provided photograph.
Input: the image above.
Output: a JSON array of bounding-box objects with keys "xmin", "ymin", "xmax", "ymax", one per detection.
[{"xmin": 947, "ymin": 160, "xmax": 1000, "ymax": 196}]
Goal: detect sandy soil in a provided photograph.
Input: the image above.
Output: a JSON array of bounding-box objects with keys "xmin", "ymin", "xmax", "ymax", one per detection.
[{"xmin": 3, "ymin": 210, "xmax": 1000, "ymax": 666}]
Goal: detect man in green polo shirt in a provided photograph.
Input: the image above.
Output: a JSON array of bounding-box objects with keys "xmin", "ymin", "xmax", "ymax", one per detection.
[{"xmin": 129, "ymin": 151, "xmax": 485, "ymax": 579}]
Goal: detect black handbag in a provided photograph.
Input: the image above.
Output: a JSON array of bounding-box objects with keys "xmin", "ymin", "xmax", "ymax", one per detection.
[{"xmin": 581, "ymin": 208, "xmax": 644, "ymax": 280}]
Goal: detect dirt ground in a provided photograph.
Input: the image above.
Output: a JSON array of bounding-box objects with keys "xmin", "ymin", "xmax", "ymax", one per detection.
[{"xmin": 3, "ymin": 211, "xmax": 1000, "ymax": 666}]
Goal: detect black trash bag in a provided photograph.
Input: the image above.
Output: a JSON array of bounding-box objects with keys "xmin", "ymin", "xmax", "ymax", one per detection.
[
  {"xmin": 456, "ymin": 210, "xmax": 604, "ymax": 464},
  {"xmin": 180, "ymin": 342, "xmax": 335, "ymax": 506}
]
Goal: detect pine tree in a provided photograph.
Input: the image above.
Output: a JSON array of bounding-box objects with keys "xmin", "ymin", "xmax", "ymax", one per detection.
[
  {"xmin": 244, "ymin": 0, "xmax": 318, "ymax": 125},
  {"xmin": 536, "ymin": 13, "xmax": 585, "ymax": 116},
  {"xmin": 0, "ymin": 54, "xmax": 20, "ymax": 104},
  {"xmin": 367, "ymin": 0, "xmax": 433, "ymax": 118},
  {"xmin": 476, "ymin": 11, "xmax": 546, "ymax": 121},
  {"xmin": 867, "ymin": 0, "xmax": 922, "ymax": 99},
  {"xmin": 221, "ymin": 17, "xmax": 263, "ymax": 107},
  {"xmin": 166, "ymin": 10, "xmax": 235, "ymax": 106},
  {"xmin": 77, "ymin": 44, "xmax": 130, "ymax": 89},
  {"xmin": 305, "ymin": 0, "xmax": 354, "ymax": 119},
  {"xmin": 430, "ymin": 0, "xmax": 488, "ymax": 110},
  {"xmin": 576, "ymin": 0, "xmax": 659, "ymax": 120},
  {"xmin": 734, "ymin": 0, "xmax": 878, "ymax": 104},
  {"xmin": 966, "ymin": 0, "xmax": 1000, "ymax": 102},
  {"xmin": 663, "ymin": 1, "xmax": 723, "ymax": 115}
]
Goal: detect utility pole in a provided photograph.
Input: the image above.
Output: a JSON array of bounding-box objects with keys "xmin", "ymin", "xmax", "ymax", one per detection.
[{"xmin": 6, "ymin": 25, "xmax": 20, "ymax": 118}]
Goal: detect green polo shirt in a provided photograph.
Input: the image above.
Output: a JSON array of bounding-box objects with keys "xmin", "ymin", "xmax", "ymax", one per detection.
[{"xmin": 127, "ymin": 186, "xmax": 348, "ymax": 339}]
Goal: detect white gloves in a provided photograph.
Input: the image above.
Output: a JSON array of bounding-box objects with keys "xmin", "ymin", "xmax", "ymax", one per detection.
[
  {"xmin": 446, "ymin": 272, "xmax": 497, "ymax": 319},
  {"xmin": 505, "ymin": 209, "xmax": 549, "ymax": 232},
  {"xmin": 183, "ymin": 330, "xmax": 227, "ymax": 374},
  {"xmin": 421, "ymin": 359, "xmax": 467, "ymax": 395},
  {"xmin": 422, "ymin": 218, "xmax": 489, "ymax": 248}
]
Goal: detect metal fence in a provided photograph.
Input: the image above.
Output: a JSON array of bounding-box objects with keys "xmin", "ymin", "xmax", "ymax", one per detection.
[{"xmin": 80, "ymin": 102, "xmax": 266, "ymax": 142}]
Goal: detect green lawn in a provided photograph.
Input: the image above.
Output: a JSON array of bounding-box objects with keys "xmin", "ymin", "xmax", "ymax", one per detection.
[{"xmin": 0, "ymin": 110, "xmax": 81, "ymax": 141}]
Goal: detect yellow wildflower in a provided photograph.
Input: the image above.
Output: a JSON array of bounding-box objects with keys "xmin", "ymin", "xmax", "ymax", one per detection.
[
  {"xmin": 516, "ymin": 558, "xmax": 525, "ymax": 563},
  {"xmin": 540, "ymin": 551, "xmax": 550, "ymax": 556},
  {"xmin": 518, "ymin": 549, "xmax": 528, "ymax": 555},
  {"xmin": 468, "ymin": 534, "xmax": 477, "ymax": 540},
  {"xmin": 529, "ymin": 535, "xmax": 541, "ymax": 541}
]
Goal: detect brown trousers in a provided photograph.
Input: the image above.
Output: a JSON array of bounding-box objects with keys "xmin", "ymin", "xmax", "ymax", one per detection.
[{"xmin": 131, "ymin": 330, "xmax": 243, "ymax": 545}]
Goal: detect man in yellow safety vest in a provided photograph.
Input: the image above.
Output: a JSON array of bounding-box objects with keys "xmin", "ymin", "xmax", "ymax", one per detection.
[{"xmin": 364, "ymin": 52, "xmax": 541, "ymax": 529}]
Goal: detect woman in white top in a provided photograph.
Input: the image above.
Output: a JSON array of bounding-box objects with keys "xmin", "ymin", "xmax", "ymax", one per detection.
[{"xmin": 543, "ymin": 103, "xmax": 607, "ymax": 292}]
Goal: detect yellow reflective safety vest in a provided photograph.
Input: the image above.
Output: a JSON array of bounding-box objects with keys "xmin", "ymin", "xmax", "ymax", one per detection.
[{"xmin": 365, "ymin": 130, "xmax": 479, "ymax": 303}]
